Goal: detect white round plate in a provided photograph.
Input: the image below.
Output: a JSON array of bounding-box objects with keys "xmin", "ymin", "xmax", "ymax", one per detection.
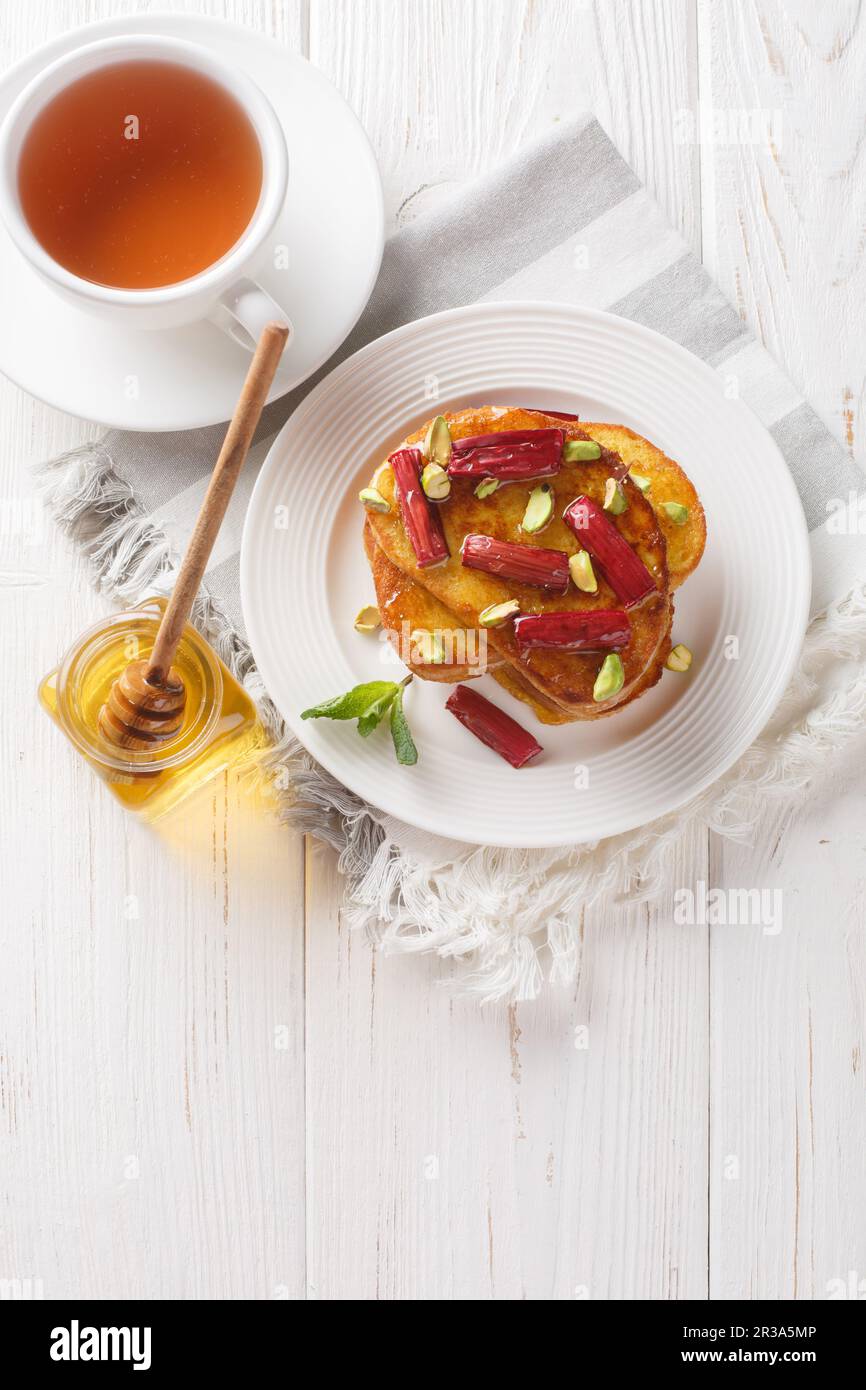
[
  {"xmin": 241, "ymin": 301, "xmax": 810, "ymax": 849},
  {"xmin": 0, "ymin": 13, "xmax": 383, "ymax": 430}
]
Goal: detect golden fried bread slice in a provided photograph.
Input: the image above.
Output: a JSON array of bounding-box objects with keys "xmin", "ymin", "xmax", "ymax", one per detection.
[
  {"xmin": 363, "ymin": 520, "xmax": 499, "ymax": 682},
  {"xmin": 491, "ymin": 597, "xmax": 672, "ymax": 722},
  {"xmin": 488, "ymin": 666, "xmax": 581, "ymax": 724},
  {"xmin": 584, "ymin": 423, "xmax": 706, "ymax": 588}
]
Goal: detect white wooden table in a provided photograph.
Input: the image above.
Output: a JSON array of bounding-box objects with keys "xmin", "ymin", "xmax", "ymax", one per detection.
[{"xmin": 2, "ymin": 0, "xmax": 864, "ymax": 1301}]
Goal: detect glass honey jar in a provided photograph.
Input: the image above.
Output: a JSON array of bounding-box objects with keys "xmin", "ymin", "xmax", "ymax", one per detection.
[{"xmin": 38, "ymin": 597, "xmax": 261, "ymax": 820}]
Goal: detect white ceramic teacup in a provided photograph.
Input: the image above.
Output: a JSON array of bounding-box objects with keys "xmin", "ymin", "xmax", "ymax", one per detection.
[{"xmin": 0, "ymin": 34, "xmax": 292, "ymax": 350}]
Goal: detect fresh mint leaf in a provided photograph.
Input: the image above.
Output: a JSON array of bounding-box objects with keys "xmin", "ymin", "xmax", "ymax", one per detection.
[
  {"xmin": 301, "ymin": 676, "xmax": 417, "ymax": 766},
  {"xmin": 357, "ymin": 687, "xmax": 399, "ymax": 737},
  {"xmin": 389, "ymin": 686, "xmax": 418, "ymax": 765},
  {"xmin": 301, "ymin": 681, "xmax": 398, "ymax": 723}
]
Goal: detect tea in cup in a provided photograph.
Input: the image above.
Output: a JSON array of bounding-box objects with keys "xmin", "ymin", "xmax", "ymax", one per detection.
[{"xmin": 0, "ymin": 34, "xmax": 291, "ymax": 348}]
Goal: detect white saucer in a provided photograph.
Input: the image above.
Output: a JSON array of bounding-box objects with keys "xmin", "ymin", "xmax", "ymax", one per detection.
[{"xmin": 0, "ymin": 14, "xmax": 384, "ymax": 431}]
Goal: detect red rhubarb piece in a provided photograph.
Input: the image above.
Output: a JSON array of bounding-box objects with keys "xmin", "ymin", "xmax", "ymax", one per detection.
[
  {"xmin": 448, "ymin": 428, "xmax": 564, "ymax": 480},
  {"xmin": 445, "ymin": 684, "xmax": 543, "ymax": 768},
  {"xmin": 461, "ymin": 534, "xmax": 570, "ymax": 593},
  {"xmin": 563, "ymin": 496, "xmax": 656, "ymax": 608},
  {"xmin": 389, "ymin": 448, "xmax": 450, "ymax": 568},
  {"xmin": 514, "ymin": 609, "xmax": 631, "ymax": 655},
  {"xmin": 521, "ymin": 407, "xmax": 581, "ymax": 421}
]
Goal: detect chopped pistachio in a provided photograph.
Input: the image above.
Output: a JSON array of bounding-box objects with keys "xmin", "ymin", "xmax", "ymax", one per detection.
[
  {"xmin": 603, "ymin": 477, "xmax": 628, "ymax": 515},
  {"xmin": 661, "ymin": 500, "xmax": 689, "ymax": 525},
  {"xmin": 359, "ymin": 486, "xmax": 390, "ymax": 513},
  {"xmin": 424, "ymin": 414, "xmax": 452, "ymax": 467},
  {"xmin": 479, "ymin": 599, "xmax": 521, "ymax": 628},
  {"xmin": 411, "ymin": 629, "xmax": 446, "ymax": 664},
  {"xmin": 563, "ymin": 438, "xmax": 602, "ymax": 462},
  {"xmin": 593, "ymin": 653, "xmax": 625, "ymax": 703},
  {"xmin": 569, "ymin": 550, "xmax": 598, "ymax": 593},
  {"xmin": 521, "ymin": 483, "xmax": 554, "ymax": 534},
  {"xmin": 629, "ymin": 472, "xmax": 651, "ymax": 493},
  {"xmin": 666, "ymin": 643, "xmax": 693, "ymax": 673},
  {"xmin": 353, "ymin": 604, "xmax": 381, "ymax": 633},
  {"xmin": 421, "ymin": 461, "xmax": 451, "ymax": 500},
  {"xmin": 474, "ymin": 477, "xmax": 499, "ymax": 499}
]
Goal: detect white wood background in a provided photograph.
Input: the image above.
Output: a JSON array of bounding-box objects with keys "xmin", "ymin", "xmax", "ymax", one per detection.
[{"xmin": 1, "ymin": 0, "xmax": 864, "ymax": 1301}]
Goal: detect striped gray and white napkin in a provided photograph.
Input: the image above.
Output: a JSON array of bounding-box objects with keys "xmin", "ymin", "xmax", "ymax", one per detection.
[{"xmin": 43, "ymin": 116, "xmax": 866, "ymax": 1000}]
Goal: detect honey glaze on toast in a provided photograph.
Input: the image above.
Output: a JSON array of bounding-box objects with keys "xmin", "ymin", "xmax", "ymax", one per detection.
[{"xmin": 364, "ymin": 407, "xmax": 704, "ymax": 721}]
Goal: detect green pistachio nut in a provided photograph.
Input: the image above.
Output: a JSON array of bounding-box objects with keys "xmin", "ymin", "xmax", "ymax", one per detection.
[
  {"xmin": 421, "ymin": 461, "xmax": 451, "ymax": 500},
  {"xmin": 359, "ymin": 487, "xmax": 390, "ymax": 513},
  {"xmin": 603, "ymin": 477, "xmax": 628, "ymax": 515},
  {"xmin": 568, "ymin": 550, "xmax": 598, "ymax": 593},
  {"xmin": 666, "ymin": 643, "xmax": 693, "ymax": 673},
  {"xmin": 411, "ymin": 629, "xmax": 446, "ymax": 665},
  {"xmin": 563, "ymin": 439, "xmax": 602, "ymax": 462},
  {"xmin": 593, "ymin": 653, "xmax": 625, "ymax": 703},
  {"xmin": 478, "ymin": 599, "xmax": 521, "ymax": 628},
  {"xmin": 521, "ymin": 483, "xmax": 554, "ymax": 534},
  {"xmin": 661, "ymin": 501, "xmax": 689, "ymax": 525},
  {"xmin": 353, "ymin": 605, "xmax": 381, "ymax": 633},
  {"xmin": 424, "ymin": 414, "xmax": 452, "ymax": 468}
]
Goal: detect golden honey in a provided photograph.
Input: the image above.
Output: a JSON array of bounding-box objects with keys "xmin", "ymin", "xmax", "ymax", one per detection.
[{"xmin": 38, "ymin": 598, "xmax": 260, "ymax": 819}]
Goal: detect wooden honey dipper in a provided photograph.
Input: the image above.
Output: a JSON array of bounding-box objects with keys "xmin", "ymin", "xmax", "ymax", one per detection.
[{"xmin": 98, "ymin": 321, "xmax": 289, "ymax": 752}]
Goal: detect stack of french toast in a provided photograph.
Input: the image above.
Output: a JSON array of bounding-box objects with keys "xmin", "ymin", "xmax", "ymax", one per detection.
[{"xmin": 362, "ymin": 406, "xmax": 705, "ymax": 726}]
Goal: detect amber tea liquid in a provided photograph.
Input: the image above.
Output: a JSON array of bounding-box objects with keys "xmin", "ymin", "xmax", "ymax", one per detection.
[{"xmin": 18, "ymin": 60, "xmax": 263, "ymax": 289}]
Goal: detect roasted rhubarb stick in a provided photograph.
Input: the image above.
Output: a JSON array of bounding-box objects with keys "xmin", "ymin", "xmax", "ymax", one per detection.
[
  {"xmin": 461, "ymin": 534, "xmax": 570, "ymax": 593},
  {"xmin": 445, "ymin": 684, "xmax": 543, "ymax": 768},
  {"xmin": 521, "ymin": 407, "xmax": 581, "ymax": 421},
  {"xmin": 448, "ymin": 428, "xmax": 564, "ymax": 480},
  {"xmin": 563, "ymin": 496, "xmax": 656, "ymax": 608},
  {"xmin": 514, "ymin": 609, "xmax": 631, "ymax": 654},
  {"xmin": 389, "ymin": 448, "xmax": 450, "ymax": 568}
]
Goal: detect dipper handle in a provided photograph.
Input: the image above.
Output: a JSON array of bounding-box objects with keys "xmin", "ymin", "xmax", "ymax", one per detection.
[{"xmin": 146, "ymin": 321, "xmax": 288, "ymax": 683}]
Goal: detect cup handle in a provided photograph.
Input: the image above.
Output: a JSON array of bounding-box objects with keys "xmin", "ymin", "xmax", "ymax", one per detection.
[{"xmin": 210, "ymin": 277, "xmax": 293, "ymax": 353}]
